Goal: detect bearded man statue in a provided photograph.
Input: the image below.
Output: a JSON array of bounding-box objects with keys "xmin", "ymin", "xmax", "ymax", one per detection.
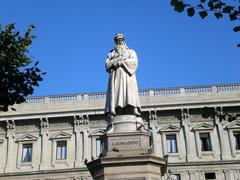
[{"xmin": 105, "ymin": 33, "xmax": 141, "ymax": 117}]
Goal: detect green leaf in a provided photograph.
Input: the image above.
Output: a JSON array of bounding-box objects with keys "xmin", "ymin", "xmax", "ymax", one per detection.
[
  {"xmin": 229, "ymin": 14, "xmax": 237, "ymax": 21},
  {"xmin": 187, "ymin": 7, "xmax": 195, "ymax": 17},
  {"xmin": 214, "ymin": 12, "xmax": 223, "ymax": 19},
  {"xmin": 223, "ymin": 6, "xmax": 233, "ymax": 13},
  {"xmin": 170, "ymin": 0, "xmax": 179, "ymax": 6},
  {"xmin": 174, "ymin": 1, "xmax": 186, "ymax": 13},
  {"xmin": 199, "ymin": 11, "xmax": 208, "ymax": 19},
  {"xmin": 208, "ymin": 1, "xmax": 214, "ymax": 10},
  {"xmin": 233, "ymin": 26, "xmax": 240, "ymax": 32},
  {"xmin": 34, "ymin": 61, "xmax": 39, "ymax": 66},
  {"xmin": 198, "ymin": 4, "xmax": 204, "ymax": 9}
]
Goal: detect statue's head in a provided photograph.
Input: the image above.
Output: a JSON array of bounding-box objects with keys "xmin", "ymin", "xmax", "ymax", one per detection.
[{"xmin": 114, "ymin": 33, "xmax": 125, "ymax": 45}]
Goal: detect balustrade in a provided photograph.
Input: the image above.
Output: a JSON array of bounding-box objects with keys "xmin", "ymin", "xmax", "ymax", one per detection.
[{"xmin": 25, "ymin": 84, "xmax": 240, "ymax": 104}]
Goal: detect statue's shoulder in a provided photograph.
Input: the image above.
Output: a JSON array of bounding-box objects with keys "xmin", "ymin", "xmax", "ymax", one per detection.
[
  {"xmin": 108, "ymin": 49, "xmax": 116, "ymax": 55},
  {"xmin": 128, "ymin": 49, "xmax": 137, "ymax": 55},
  {"xmin": 128, "ymin": 48, "xmax": 136, "ymax": 52}
]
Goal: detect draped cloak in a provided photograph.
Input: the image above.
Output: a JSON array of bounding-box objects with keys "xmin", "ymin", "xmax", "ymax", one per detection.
[{"xmin": 105, "ymin": 48, "xmax": 141, "ymax": 115}]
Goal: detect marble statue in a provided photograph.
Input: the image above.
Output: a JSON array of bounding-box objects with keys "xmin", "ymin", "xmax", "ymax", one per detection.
[{"xmin": 105, "ymin": 33, "xmax": 141, "ymax": 116}]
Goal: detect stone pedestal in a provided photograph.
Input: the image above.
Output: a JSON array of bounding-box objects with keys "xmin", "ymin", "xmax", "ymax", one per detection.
[
  {"xmin": 87, "ymin": 155, "xmax": 166, "ymax": 180},
  {"xmin": 87, "ymin": 115, "xmax": 166, "ymax": 180}
]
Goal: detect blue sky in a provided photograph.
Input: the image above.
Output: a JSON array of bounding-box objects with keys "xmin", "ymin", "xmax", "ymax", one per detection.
[{"xmin": 1, "ymin": 0, "xmax": 239, "ymax": 96}]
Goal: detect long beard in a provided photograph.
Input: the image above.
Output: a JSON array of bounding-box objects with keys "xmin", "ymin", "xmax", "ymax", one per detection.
[{"xmin": 115, "ymin": 44, "xmax": 128, "ymax": 56}]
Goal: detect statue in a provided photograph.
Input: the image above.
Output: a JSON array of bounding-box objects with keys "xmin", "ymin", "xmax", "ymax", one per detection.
[{"xmin": 105, "ymin": 33, "xmax": 141, "ymax": 117}]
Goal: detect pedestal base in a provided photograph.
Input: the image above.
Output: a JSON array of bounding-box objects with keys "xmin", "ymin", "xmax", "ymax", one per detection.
[
  {"xmin": 87, "ymin": 115, "xmax": 167, "ymax": 179},
  {"xmin": 87, "ymin": 155, "xmax": 166, "ymax": 180}
]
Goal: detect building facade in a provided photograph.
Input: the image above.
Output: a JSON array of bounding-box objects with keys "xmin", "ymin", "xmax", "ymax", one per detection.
[{"xmin": 0, "ymin": 84, "xmax": 240, "ymax": 180}]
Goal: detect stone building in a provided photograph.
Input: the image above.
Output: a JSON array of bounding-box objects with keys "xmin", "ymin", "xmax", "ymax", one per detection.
[{"xmin": 0, "ymin": 84, "xmax": 240, "ymax": 180}]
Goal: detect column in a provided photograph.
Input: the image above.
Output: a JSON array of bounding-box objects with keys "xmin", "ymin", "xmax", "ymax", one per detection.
[{"xmin": 4, "ymin": 120, "xmax": 15, "ymax": 172}]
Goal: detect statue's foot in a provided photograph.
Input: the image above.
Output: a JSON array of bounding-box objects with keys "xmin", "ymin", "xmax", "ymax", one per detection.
[{"xmin": 133, "ymin": 108, "xmax": 141, "ymax": 117}]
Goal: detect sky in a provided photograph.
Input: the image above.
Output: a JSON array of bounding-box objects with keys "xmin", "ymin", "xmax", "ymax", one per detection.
[{"xmin": 1, "ymin": 0, "xmax": 239, "ymax": 96}]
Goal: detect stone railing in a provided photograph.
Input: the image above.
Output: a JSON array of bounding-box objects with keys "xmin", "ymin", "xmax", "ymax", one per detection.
[{"xmin": 25, "ymin": 84, "xmax": 240, "ymax": 104}]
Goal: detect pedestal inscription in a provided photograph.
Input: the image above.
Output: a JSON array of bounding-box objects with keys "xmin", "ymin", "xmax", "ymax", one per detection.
[{"xmin": 111, "ymin": 138, "xmax": 140, "ymax": 147}]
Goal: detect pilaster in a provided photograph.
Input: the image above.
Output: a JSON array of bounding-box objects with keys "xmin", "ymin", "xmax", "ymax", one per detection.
[
  {"xmin": 181, "ymin": 109, "xmax": 194, "ymax": 161},
  {"xmin": 73, "ymin": 114, "xmax": 89, "ymax": 167},
  {"xmin": 149, "ymin": 110, "xmax": 162, "ymax": 157},
  {"xmin": 39, "ymin": 117, "xmax": 49, "ymax": 170},
  {"xmin": 214, "ymin": 107, "xmax": 229, "ymax": 160},
  {"xmin": 4, "ymin": 120, "xmax": 15, "ymax": 172}
]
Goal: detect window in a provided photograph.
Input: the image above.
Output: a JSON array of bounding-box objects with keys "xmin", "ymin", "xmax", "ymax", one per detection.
[
  {"xmin": 22, "ymin": 144, "xmax": 32, "ymax": 162},
  {"xmin": 233, "ymin": 132, "xmax": 240, "ymax": 150},
  {"xmin": 205, "ymin": 173, "xmax": 216, "ymax": 180},
  {"xmin": 200, "ymin": 133, "xmax": 212, "ymax": 151},
  {"xmin": 96, "ymin": 139, "xmax": 101, "ymax": 157},
  {"xmin": 166, "ymin": 135, "xmax": 178, "ymax": 153},
  {"xmin": 56, "ymin": 141, "xmax": 67, "ymax": 160},
  {"xmin": 174, "ymin": 174, "xmax": 181, "ymax": 180}
]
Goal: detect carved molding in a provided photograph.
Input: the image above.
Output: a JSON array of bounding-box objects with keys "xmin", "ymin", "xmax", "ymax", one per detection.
[
  {"xmin": 225, "ymin": 120, "xmax": 240, "ymax": 129},
  {"xmin": 192, "ymin": 123, "xmax": 214, "ymax": 131},
  {"xmin": 89, "ymin": 128, "xmax": 106, "ymax": 136},
  {"xmin": 6, "ymin": 120, "xmax": 15, "ymax": 130},
  {"xmin": 74, "ymin": 114, "xmax": 89, "ymax": 128},
  {"xmin": 49, "ymin": 131, "xmax": 72, "ymax": 140},
  {"xmin": 149, "ymin": 110, "xmax": 157, "ymax": 121},
  {"xmin": 15, "ymin": 134, "xmax": 38, "ymax": 142},
  {"xmin": 159, "ymin": 124, "xmax": 180, "ymax": 132},
  {"xmin": 181, "ymin": 109, "xmax": 189, "ymax": 119},
  {"xmin": 214, "ymin": 107, "xmax": 240, "ymax": 122},
  {"xmin": 40, "ymin": 117, "xmax": 49, "ymax": 129}
]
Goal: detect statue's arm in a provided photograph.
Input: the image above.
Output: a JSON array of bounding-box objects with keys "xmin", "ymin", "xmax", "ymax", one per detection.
[
  {"xmin": 106, "ymin": 52, "xmax": 121, "ymax": 73},
  {"xmin": 121, "ymin": 50, "xmax": 138, "ymax": 76}
]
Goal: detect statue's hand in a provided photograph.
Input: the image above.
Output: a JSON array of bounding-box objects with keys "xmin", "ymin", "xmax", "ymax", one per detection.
[
  {"xmin": 112, "ymin": 58, "xmax": 119, "ymax": 68},
  {"xmin": 118, "ymin": 60, "xmax": 123, "ymax": 67}
]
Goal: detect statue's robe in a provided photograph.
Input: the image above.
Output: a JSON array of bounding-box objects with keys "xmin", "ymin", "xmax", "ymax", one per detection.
[{"xmin": 105, "ymin": 48, "xmax": 141, "ymax": 115}]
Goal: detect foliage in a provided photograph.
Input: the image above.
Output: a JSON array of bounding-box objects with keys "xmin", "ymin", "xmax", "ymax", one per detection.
[
  {"xmin": 0, "ymin": 23, "xmax": 45, "ymax": 111},
  {"xmin": 170, "ymin": 0, "xmax": 240, "ymax": 47}
]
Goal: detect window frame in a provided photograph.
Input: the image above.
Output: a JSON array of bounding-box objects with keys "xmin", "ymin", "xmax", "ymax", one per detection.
[
  {"xmin": 225, "ymin": 120, "xmax": 240, "ymax": 157},
  {"xmin": 204, "ymin": 172, "xmax": 216, "ymax": 180},
  {"xmin": 166, "ymin": 134, "xmax": 178, "ymax": 153},
  {"xmin": 56, "ymin": 140, "xmax": 67, "ymax": 160},
  {"xmin": 199, "ymin": 133, "xmax": 212, "ymax": 152},
  {"xmin": 15, "ymin": 134, "xmax": 38, "ymax": 168},
  {"xmin": 159, "ymin": 125, "xmax": 181, "ymax": 157},
  {"xmin": 21, "ymin": 143, "xmax": 33, "ymax": 163},
  {"xmin": 49, "ymin": 131, "xmax": 72, "ymax": 166},
  {"xmin": 233, "ymin": 131, "xmax": 240, "ymax": 150},
  {"xmin": 192, "ymin": 123, "xmax": 215, "ymax": 158}
]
